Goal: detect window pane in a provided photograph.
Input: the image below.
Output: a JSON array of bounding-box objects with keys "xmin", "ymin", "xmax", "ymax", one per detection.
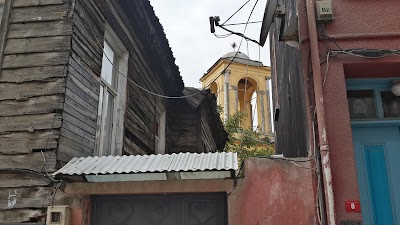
[
  {"xmin": 381, "ymin": 91, "xmax": 400, "ymax": 118},
  {"xmin": 101, "ymin": 41, "xmax": 115, "ymax": 86},
  {"xmin": 103, "ymin": 91, "xmax": 114, "ymax": 154},
  {"xmin": 347, "ymin": 90, "xmax": 377, "ymax": 119}
]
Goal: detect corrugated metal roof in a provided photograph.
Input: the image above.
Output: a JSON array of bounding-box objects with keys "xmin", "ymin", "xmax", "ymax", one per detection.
[{"xmin": 53, "ymin": 152, "xmax": 238, "ymax": 176}]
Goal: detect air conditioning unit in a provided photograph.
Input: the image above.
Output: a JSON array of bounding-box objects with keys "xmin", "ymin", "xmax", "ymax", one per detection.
[{"xmin": 46, "ymin": 206, "xmax": 70, "ymax": 225}]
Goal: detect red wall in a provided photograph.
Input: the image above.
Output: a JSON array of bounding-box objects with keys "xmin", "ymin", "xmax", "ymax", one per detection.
[
  {"xmin": 61, "ymin": 158, "xmax": 317, "ymax": 225},
  {"xmin": 230, "ymin": 158, "xmax": 317, "ymax": 225},
  {"xmin": 297, "ymin": 0, "xmax": 400, "ymax": 222}
]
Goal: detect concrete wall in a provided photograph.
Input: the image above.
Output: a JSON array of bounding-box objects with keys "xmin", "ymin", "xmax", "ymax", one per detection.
[
  {"xmin": 56, "ymin": 158, "xmax": 316, "ymax": 225},
  {"xmin": 230, "ymin": 158, "xmax": 316, "ymax": 225}
]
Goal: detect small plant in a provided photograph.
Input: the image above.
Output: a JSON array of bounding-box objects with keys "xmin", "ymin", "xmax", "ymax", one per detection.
[{"xmin": 222, "ymin": 111, "xmax": 275, "ymax": 160}]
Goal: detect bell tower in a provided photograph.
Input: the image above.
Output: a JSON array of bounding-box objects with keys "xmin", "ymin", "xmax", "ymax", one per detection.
[{"xmin": 200, "ymin": 50, "xmax": 272, "ymax": 134}]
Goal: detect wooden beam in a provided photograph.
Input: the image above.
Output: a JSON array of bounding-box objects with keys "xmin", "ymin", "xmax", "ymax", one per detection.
[
  {"xmin": 0, "ymin": 113, "xmax": 62, "ymax": 133},
  {"xmin": 0, "ymin": 95, "xmax": 63, "ymax": 117},
  {"xmin": 0, "ymin": 152, "xmax": 57, "ymax": 172},
  {"xmin": 0, "ymin": 187, "xmax": 52, "ymax": 210},
  {"xmin": 0, "ymin": 173, "xmax": 50, "ymax": 188},
  {"xmin": 0, "ymin": 209, "xmax": 45, "ymax": 223},
  {"xmin": 0, "ymin": 130, "xmax": 59, "ymax": 154}
]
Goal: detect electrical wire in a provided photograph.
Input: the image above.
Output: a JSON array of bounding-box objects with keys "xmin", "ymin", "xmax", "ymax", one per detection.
[
  {"xmin": 214, "ymin": 32, "xmax": 233, "ymax": 38},
  {"xmin": 90, "ymin": 0, "xmax": 261, "ymax": 100},
  {"xmin": 204, "ymin": 0, "xmax": 260, "ymax": 93},
  {"xmin": 223, "ymin": 21, "xmax": 262, "ymax": 26},
  {"xmin": 322, "ymin": 51, "xmax": 331, "ymax": 87},
  {"xmin": 221, "ymin": 0, "xmax": 251, "ymax": 25},
  {"xmin": 0, "ymin": 168, "xmax": 60, "ymax": 182}
]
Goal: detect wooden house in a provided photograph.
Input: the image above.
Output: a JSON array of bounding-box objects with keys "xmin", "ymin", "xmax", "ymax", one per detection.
[{"xmin": 0, "ymin": 0, "xmax": 227, "ymax": 223}]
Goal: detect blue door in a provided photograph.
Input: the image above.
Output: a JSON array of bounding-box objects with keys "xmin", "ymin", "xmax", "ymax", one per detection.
[{"xmin": 352, "ymin": 127, "xmax": 400, "ymax": 225}]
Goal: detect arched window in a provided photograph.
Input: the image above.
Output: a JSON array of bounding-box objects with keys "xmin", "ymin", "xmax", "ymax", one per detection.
[{"xmin": 237, "ymin": 77, "xmax": 258, "ymax": 129}]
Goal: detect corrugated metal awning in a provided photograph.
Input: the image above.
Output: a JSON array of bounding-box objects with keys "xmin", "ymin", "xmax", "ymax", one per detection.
[{"xmin": 53, "ymin": 152, "xmax": 238, "ymax": 182}]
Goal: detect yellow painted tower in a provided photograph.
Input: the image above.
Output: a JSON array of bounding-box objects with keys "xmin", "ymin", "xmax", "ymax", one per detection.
[{"xmin": 200, "ymin": 51, "xmax": 272, "ymax": 134}]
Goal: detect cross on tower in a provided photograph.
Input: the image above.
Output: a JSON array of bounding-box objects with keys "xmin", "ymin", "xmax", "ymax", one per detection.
[{"xmin": 231, "ymin": 42, "xmax": 237, "ymax": 52}]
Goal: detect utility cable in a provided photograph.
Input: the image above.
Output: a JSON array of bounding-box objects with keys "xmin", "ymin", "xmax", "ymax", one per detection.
[
  {"xmin": 223, "ymin": 21, "xmax": 262, "ymax": 26},
  {"xmin": 221, "ymin": 0, "xmax": 251, "ymax": 25},
  {"xmin": 89, "ymin": 0, "xmax": 260, "ymax": 100}
]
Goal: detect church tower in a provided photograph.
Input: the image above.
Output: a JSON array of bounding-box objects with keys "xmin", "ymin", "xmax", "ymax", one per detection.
[{"xmin": 200, "ymin": 50, "xmax": 272, "ymax": 134}]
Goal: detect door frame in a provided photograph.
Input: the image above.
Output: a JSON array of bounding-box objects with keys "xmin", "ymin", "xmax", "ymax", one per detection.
[
  {"xmin": 90, "ymin": 192, "xmax": 228, "ymax": 225},
  {"xmin": 347, "ymin": 78, "xmax": 400, "ymax": 225}
]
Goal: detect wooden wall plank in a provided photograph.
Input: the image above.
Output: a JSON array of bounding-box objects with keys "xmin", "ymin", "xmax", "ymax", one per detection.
[
  {"xmin": 0, "ymin": 174, "xmax": 50, "ymax": 188},
  {"xmin": 66, "ymin": 74, "xmax": 98, "ymax": 102},
  {"xmin": 10, "ymin": 5, "xmax": 68, "ymax": 23},
  {"xmin": 2, "ymin": 51, "xmax": 69, "ymax": 69},
  {"xmin": 64, "ymin": 89, "xmax": 96, "ymax": 114},
  {"xmin": 8, "ymin": 21, "xmax": 72, "ymax": 39},
  {"xmin": 123, "ymin": 137, "xmax": 145, "ymax": 155},
  {"xmin": 58, "ymin": 143, "xmax": 91, "ymax": 158},
  {"xmin": 0, "ymin": 79, "xmax": 65, "ymax": 101},
  {"xmin": 71, "ymin": 44, "xmax": 101, "ymax": 75},
  {"xmin": 0, "ymin": 66, "xmax": 66, "ymax": 83},
  {"xmin": 69, "ymin": 58, "xmax": 100, "ymax": 90},
  {"xmin": 0, "ymin": 187, "xmax": 52, "ymax": 210},
  {"xmin": 4, "ymin": 36, "xmax": 71, "ymax": 54},
  {"xmin": 0, "ymin": 95, "xmax": 63, "ymax": 116},
  {"xmin": 72, "ymin": 17, "xmax": 102, "ymax": 57},
  {"xmin": 0, "ymin": 113, "xmax": 62, "ymax": 133},
  {"xmin": 60, "ymin": 128, "xmax": 95, "ymax": 149},
  {"xmin": 72, "ymin": 34, "xmax": 101, "ymax": 63},
  {"xmin": 0, "ymin": 152, "xmax": 57, "ymax": 172},
  {"xmin": 64, "ymin": 96, "xmax": 97, "ymax": 122},
  {"xmin": 13, "ymin": 0, "xmax": 66, "ymax": 7},
  {"xmin": 62, "ymin": 120, "xmax": 95, "ymax": 142},
  {"xmin": 0, "ymin": 209, "xmax": 45, "ymax": 223},
  {"xmin": 59, "ymin": 136, "xmax": 93, "ymax": 155},
  {"xmin": 0, "ymin": 130, "xmax": 60, "ymax": 154},
  {"xmin": 74, "ymin": 1, "xmax": 104, "ymax": 39}
]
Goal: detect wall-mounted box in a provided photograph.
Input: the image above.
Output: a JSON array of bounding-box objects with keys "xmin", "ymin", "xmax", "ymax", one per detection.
[
  {"xmin": 316, "ymin": 1, "xmax": 334, "ymax": 21},
  {"xmin": 46, "ymin": 206, "xmax": 70, "ymax": 225}
]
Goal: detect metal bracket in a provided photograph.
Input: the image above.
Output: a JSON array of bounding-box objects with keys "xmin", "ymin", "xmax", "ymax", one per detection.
[{"xmin": 276, "ymin": 4, "xmax": 286, "ymax": 16}]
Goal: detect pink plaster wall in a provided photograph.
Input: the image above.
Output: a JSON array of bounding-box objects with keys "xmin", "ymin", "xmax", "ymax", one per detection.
[
  {"xmin": 64, "ymin": 158, "xmax": 317, "ymax": 225},
  {"xmin": 229, "ymin": 158, "xmax": 316, "ymax": 225},
  {"xmin": 296, "ymin": 0, "xmax": 400, "ymax": 222}
]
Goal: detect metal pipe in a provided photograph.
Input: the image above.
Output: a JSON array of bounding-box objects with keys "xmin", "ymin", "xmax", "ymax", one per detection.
[
  {"xmin": 305, "ymin": 0, "xmax": 336, "ymax": 224},
  {"xmin": 328, "ymin": 32, "xmax": 400, "ymax": 40}
]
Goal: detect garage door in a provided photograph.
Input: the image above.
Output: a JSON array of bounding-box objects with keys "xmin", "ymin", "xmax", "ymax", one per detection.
[{"xmin": 91, "ymin": 193, "xmax": 227, "ymax": 225}]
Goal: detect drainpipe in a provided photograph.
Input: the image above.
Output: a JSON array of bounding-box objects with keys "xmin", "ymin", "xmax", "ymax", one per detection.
[{"xmin": 305, "ymin": 0, "xmax": 336, "ymax": 224}]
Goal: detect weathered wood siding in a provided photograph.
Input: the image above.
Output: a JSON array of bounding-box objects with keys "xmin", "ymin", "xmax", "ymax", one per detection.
[
  {"xmin": 169, "ymin": 105, "xmax": 200, "ymax": 153},
  {"xmin": 201, "ymin": 105, "xmax": 217, "ymax": 152},
  {"xmin": 0, "ymin": 0, "xmax": 72, "ymax": 222},
  {"xmin": 58, "ymin": 0, "xmax": 104, "ymax": 163},
  {"xmin": 94, "ymin": 0, "xmax": 182, "ymax": 154},
  {"xmin": 169, "ymin": 91, "xmax": 226, "ymax": 153},
  {"xmin": 270, "ymin": 0, "xmax": 308, "ymax": 157}
]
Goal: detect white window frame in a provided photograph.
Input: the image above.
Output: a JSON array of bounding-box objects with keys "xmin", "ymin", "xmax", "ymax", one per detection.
[{"xmin": 95, "ymin": 24, "xmax": 128, "ymax": 156}]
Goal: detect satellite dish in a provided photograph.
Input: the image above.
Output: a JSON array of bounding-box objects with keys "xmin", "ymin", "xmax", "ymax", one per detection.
[{"xmin": 259, "ymin": 0, "xmax": 278, "ymax": 46}]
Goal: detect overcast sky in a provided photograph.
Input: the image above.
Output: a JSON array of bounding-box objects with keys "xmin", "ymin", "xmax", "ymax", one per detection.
[{"xmin": 149, "ymin": 0, "xmax": 270, "ymax": 88}]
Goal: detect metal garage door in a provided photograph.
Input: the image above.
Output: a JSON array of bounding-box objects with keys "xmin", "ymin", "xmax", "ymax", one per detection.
[{"xmin": 91, "ymin": 193, "xmax": 227, "ymax": 225}]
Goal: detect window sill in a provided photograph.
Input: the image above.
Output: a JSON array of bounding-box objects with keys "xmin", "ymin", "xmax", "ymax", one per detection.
[{"xmin": 351, "ymin": 119, "xmax": 400, "ymax": 128}]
